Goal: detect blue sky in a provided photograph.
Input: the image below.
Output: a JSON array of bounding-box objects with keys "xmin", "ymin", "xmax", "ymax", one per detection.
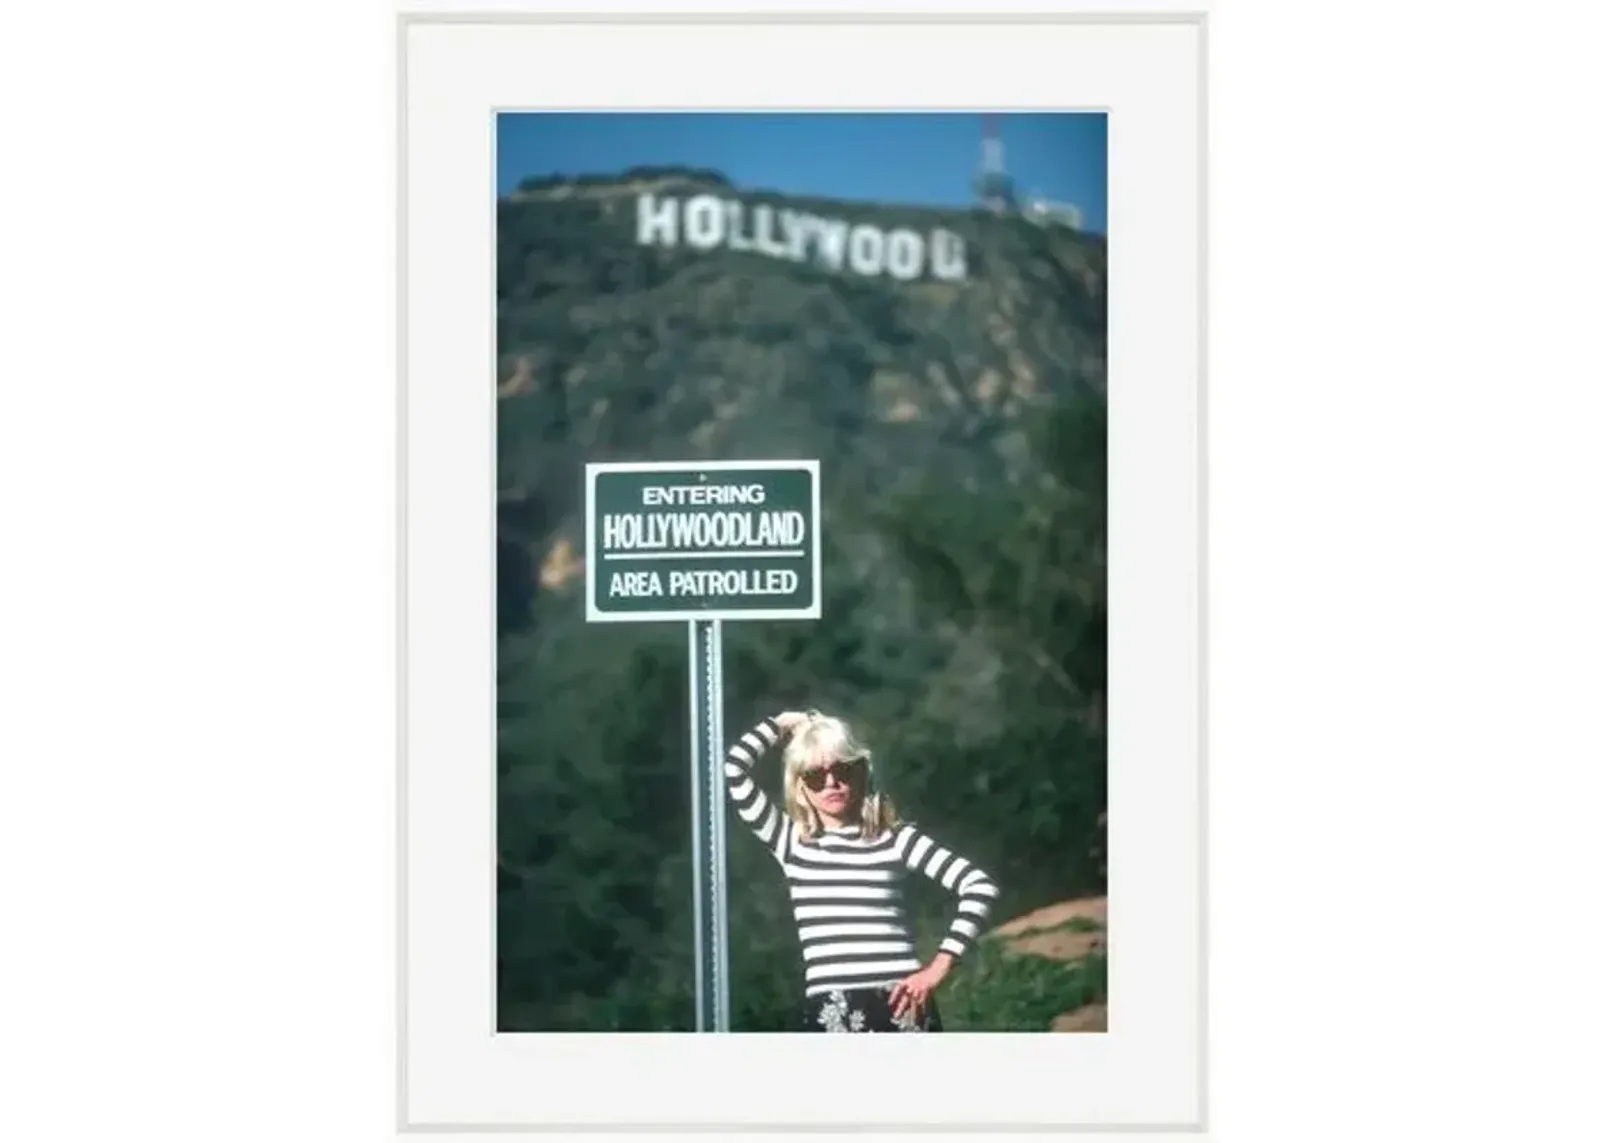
[{"xmin": 496, "ymin": 112, "xmax": 1107, "ymax": 234}]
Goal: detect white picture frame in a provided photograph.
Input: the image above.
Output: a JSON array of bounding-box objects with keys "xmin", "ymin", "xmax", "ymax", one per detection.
[{"xmin": 398, "ymin": 1, "xmax": 1208, "ymax": 1131}]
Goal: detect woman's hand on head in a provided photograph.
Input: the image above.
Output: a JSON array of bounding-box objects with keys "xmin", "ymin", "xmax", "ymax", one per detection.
[{"xmin": 773, "ymin": 711, "xmax": 810, "ymax": 735}]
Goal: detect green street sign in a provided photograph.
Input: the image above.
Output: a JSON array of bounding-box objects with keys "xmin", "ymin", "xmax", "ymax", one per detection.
[{"xmin": 584, "ymin": 460, "xmax": 821, "ymax": 623}]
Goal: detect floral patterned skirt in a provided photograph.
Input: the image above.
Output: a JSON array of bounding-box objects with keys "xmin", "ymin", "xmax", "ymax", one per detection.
[{"xmin": 803, "ymin": 985, "xmax": 944, "ymax": 1033}]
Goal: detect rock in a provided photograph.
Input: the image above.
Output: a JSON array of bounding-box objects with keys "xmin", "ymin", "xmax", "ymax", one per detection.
[
  {"xmin": 1051, "ymin": 1003, "xmax": 1107, "ymax": 1033},
  {"xmin": 991, "ymin": 896, "xmax": 1107, "ymax": 940}
]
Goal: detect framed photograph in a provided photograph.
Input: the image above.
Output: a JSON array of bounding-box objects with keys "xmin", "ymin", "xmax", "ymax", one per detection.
[{"xmin": 399, "ymin": 1, "xmax": 1206, "ymax": 1131}]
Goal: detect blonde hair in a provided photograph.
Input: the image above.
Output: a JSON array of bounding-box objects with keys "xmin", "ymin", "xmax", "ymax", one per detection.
[{"xmin": 783, "ymin": 711, "xmax": 901, "ymax": 843}]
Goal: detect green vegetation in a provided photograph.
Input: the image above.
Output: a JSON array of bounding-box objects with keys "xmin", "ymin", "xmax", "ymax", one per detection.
[
  {"xmin": 496, "ymin": 168, "xmax": 1107, "ymax": 1032},
  {"xmin": 941, "ymin": 945, "xmax": 1108, "ymax": 1033}
]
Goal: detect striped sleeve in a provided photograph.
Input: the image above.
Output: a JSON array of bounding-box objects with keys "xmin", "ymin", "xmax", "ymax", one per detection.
[
  {"xmin": 896, "ymin": 824, "xmax": 1001, "ymax": 960},
  {"xmin": 724, "ymin": 716, "xmax": 791, "ymax": 863}
]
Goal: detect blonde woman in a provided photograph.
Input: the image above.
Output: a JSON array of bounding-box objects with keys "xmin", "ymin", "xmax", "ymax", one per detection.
[{"xmin": 723, "ymin": 709, "xmax": 1001, "ymax": 1032}]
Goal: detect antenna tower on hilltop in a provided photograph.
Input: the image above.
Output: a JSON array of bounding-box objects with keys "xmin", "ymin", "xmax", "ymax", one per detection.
[{"xmin": 974, "ymin": 113, "xmax": 1017, "ymax": 213}]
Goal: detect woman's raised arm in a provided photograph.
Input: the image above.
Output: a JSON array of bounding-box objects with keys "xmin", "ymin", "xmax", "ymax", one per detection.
[{"xmin": 723, "ymin": 711, "xmax": 805, "ymax": 863}]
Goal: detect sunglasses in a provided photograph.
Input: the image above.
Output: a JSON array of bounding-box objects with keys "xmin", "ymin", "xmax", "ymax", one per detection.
[{"xmin": 800, "ymin": 759, "xmax": 866, "ymax": 791}]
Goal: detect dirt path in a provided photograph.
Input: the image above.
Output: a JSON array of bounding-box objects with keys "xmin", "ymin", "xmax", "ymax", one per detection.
[{"xmin": 990, "ymin": 895, "xmax": 1108, "ymax": 1032}]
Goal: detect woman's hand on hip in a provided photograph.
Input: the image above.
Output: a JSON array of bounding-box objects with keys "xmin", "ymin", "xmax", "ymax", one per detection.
[{"xmin": 888, "ymin": 955, "xmax": 953, "ymax": 1021}]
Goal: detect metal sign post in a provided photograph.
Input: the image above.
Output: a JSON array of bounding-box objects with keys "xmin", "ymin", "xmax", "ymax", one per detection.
[
  {"xmin": 687, "ymin": 617, "xmax": 729, "ymax": 1030},
  {"xmin": 585, "ymin": 459, "xmax": 821, "ymax": 1031}
]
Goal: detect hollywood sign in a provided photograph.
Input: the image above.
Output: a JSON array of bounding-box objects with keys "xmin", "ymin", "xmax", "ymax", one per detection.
[{"xmin": 636, "ymin": 192, "xmax": 968, "ymax": 283}]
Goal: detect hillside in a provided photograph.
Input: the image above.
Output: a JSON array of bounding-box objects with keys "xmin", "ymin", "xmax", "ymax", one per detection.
[
  {"xmin": 938, "ymin": 896, "xmax": 1109, "ymax": 1032},
  {"xmin": 496, "ymin": 168, "xmax": 1108, "ymax": 1032}
]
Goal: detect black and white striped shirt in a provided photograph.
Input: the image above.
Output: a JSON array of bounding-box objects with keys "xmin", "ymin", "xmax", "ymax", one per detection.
[{"xmin": 725, "ymin": 716, "xmax": 1002, "ymax": 997}]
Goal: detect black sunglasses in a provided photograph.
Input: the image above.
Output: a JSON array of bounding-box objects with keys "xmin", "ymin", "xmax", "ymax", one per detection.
[{"xmin": 800, "ymin": 759, "xmax": 866, "ymax": 791}]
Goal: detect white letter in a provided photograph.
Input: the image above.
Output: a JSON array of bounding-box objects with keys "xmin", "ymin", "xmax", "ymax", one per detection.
[
  {"xmin": 780, "ymin": 210, "xmax": 807, "ymax": 260},
  {"xmin": 754, "ymin": 205, "xmax": 789, "ymax": 259},
  {"xmin": 812, "ymin": 217, "xmax": 848, "ymax": 269},
  {"xmin": 685, "ymin": 195, "xmax": 725, "ymax": 249},
  {"xmin": 848, "ymin": 225, "xmax": 886, "ymax": 276},
  {"xmin": 725, "ymin": 200, "xmax": 754, "ymax": 251},
  {"xmin": 930, "ymin": 229, "xmax": 967, "ymax": 281},
  {"xmin": 637, "ymin": 194, "xmax": 678, "ymax": 246},
  {"xmin": 885, "ymin": 229, "xmax": 925, "ymax": 280}
]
